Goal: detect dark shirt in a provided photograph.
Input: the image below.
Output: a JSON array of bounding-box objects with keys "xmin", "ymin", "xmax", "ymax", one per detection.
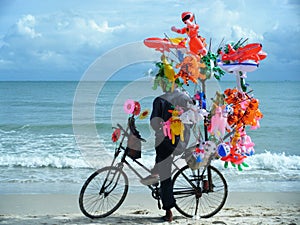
[{"xmin": 150, "ymin": 89, "xmax": 193, "ymax": 152}]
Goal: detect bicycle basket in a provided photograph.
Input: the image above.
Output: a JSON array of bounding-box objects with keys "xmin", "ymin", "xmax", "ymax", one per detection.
[
  {"xmin": 185, "ymin": 141, "xmax": 217, "ymax": 170},
  {"xmin": 126, "ymin": 133, "xmax": 141, "ymax": 159},
  {"xmin": 185, "ymin": 147, "xmax": 206, "ymax": 170}
]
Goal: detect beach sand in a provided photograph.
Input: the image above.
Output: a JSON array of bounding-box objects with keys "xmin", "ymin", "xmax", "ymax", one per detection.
[{"xmin": 0, "ymin": 192, "xmax": 299, "ymax": 225}]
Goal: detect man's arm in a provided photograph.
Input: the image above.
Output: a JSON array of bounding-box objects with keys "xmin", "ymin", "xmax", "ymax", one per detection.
[{"xmin": 150, "ymin": 97, "xmax": 164, "ymax": 132}]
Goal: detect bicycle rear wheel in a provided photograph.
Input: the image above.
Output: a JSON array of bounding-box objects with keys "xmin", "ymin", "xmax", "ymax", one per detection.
[
  {"xmin": 79, "ymin": 166, "xmax": 128, "ymax": 218},
  {"xmin": 173, "ymin": 165, "xmax": 227, "ymax": 218}
]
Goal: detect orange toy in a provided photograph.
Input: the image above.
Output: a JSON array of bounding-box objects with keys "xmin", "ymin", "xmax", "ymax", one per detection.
[
  {"xmin": 175, "ymin": 55, "xmax": 206, "ymax": 84},
  {"xmin": 224, "ymin": 88, "xmax": 263, "ymax": 130},
  {"xmin": 224, "ymin": 88, "xmax": 244, "ymax": 127},
  {"xmin": 242, "ymin": 98, "xmax": 263, "ymax": 127}
]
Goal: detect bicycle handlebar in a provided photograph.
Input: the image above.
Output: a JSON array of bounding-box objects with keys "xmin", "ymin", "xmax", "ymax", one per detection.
[
  {"xmin": 117, "ymin": 123, "xmax": 146, "ymax": 142},
  {"xmin": 117, "ymin": 123, "xmax": 129, "ymax": 136}
]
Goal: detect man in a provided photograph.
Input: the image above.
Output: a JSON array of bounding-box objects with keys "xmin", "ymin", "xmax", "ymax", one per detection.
[{"xmin": 141, "ymin": 78, "xmax": 192, "ymax": 222}]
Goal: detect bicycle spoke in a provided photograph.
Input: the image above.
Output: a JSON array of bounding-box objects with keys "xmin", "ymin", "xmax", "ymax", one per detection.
[
  {"xmin": 79, "ymin": 167, "xmax": 128, "ymax": 218},
  {"xmin": 173, "ymin": 165, "xmax": 228, "ymax": 218}
]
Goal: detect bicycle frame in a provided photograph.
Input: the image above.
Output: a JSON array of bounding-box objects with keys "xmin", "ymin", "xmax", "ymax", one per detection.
[{"xmin": 104, "ymin": 122, "xmax": 215, "ymax": 209}]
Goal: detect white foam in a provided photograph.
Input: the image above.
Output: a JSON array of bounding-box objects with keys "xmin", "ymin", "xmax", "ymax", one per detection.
[{"xmin": 0, "ymin": 154, "xmax": 89, "ymax": 168}]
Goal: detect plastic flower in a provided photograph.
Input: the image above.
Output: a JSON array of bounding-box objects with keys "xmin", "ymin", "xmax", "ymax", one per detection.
[
  {"xmin": 138, "ymin": 109, "xmax": 150, "ymax": 119},
  {"xmin": 111, "ymin": 128, "xmax": 121, "ymax": 142}
]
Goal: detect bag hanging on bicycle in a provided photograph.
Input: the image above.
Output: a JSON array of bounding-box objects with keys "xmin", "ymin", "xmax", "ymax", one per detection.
[
  {"xmin": 184, "ymin": 145, "xmax": 209, "ymax": 170},
  {"xmin": 185, "ymin": 146, "xmax": 202, "ymax": 170},
  {"xmin": 126, "ymin": 133, "xmax": 141, "ymax": 159},
  {"xmin": 126, "ymin": 116, "xmax": 143, "ymax": 159},
  {"xmin": 185, "ymin": 141, "xmax": 217, "ymax": 170}
]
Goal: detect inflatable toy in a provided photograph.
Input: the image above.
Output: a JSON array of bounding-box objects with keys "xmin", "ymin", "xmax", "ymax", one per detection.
[
  {"xmin": 220, "ymin": 43, "xmax": 263, "ymax": 63},
  {"xmin": 162, "ymin": 120, "xmax": 172, "ymax": 139},
  {"xmin": 171, "ymin": 12, "xmax": 207, "ymax": 56},
  {"xmin": 140, "ymin": 11, "xmax": 268, "ymax": 171},
  {"xmin": 168, "ymin": 108, "xmax": 185, "ymax": 144},
  {"xmin": 217, "ymin": 143, "xmax": 230, "ymax": 157},
  {"xmin": 162, "ymin": 55, "xmax": 176, "ymax": 91},
  {"xmin": 208, "ymin": 106, "xmax": 229, "ymax": 137},
  {"xmin": 194, "ymin": 91, "xmax": 206, "ymax": 109},
  {"xmin": 143, "ymin": 37, "xmax": 186, "ymax": 53},
  {"xmin": 175, "ymin": 55, "xmax": 206, "ymax": 83},
  {"xmin": 180, "ymin": 103, "xmax": 205, "ymax": 124},
  {"xmin": 193, "ymin": 146, "xmax": 205, "ymax": 163}
]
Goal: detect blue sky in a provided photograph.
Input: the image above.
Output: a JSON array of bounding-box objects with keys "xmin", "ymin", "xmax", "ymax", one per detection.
[{"xmin": 0, "ymin": 0, "xmax": 299, "ymax": 81}]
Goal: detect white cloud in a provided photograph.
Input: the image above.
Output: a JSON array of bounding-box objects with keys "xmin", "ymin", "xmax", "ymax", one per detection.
[
  {"xmin": 16, "ymin": 14, "xmax": 41, "ymax": 38},
  {"xmin": 0, "ymin": 0, "xmax": 299, "ymax": 80},
  {"xmin": 231, "ymin": 25, "xmax": 264, "ymax": 42},
  {"xmin": 0, "ymin": 11, "xmax": 130, "ymax": 77},
  {"xmin": 89, "ymin": 20, "xmax": 125, "ymax": 33},
  {"xmin": 0, "ymin": 58, "xmax": 12, "ymax": 66}
]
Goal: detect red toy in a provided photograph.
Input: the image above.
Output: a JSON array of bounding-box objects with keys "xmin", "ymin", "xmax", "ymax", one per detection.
[{"xmin": 171, "ymin": 12, "xmax": 207, "ymax": 56}]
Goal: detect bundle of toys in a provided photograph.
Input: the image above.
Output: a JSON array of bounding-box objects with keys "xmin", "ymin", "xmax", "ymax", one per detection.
[{"xmin": 143, "ymin": 12, "xmax": 267, "ymax": 171}]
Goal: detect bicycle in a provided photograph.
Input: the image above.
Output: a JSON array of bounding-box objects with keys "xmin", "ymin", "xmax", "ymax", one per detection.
[{"xmin": 79, "ymin": 116, "xmax": 228, "ymax": 219}]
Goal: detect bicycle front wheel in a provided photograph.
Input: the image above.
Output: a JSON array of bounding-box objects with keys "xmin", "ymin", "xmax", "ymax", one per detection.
[
  {"xmin": 173, "ymin": 165, "xmax": 228, "ymax": 218},
  {"xmin": 79, "ymin": 166, "xmax": 128, "ymax": 218}
]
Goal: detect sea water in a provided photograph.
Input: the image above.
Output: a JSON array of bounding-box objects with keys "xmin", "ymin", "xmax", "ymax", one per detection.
[{"xmin": 0, "ymin": 81, "xmax": 299, "ymax": 194}]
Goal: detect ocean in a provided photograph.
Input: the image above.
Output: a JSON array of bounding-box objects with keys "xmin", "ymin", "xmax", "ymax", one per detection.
[{"xmin": 0, "ymin": 80, "xmax": 299, "ymax": 194}]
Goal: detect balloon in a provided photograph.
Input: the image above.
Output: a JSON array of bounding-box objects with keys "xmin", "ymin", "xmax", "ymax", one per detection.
[
  {"xmin": 218, "ymin": 42, "xmax": 267, "ymax": 92},
  {"xmin": 162, "ymin": 55, "xmax": 176, "ymax": 91},
  {"xmin": 171, "ymin": 12, "xmax": 207, "ymax": 56},
  {"xmin": 175, "ymin": 55, "xmax": 206, "ymax": 83},
  {"xmin": 239, "ymin": 134, "xmax": 255, "ymax": 156},
  {"xmin": 180, "ymin": 103, "xmax": 204, "ymax": 124},
  {"xmin": 152, "ymin": 62, "xmax": 174, "ymax": 92},
  {"xmin": 168, "ymin": 108, "xmax": 185, "ymax": 144},
  {"xmin": 162, "ymin": 120, "xmax": 172, "ymax": 139},
  {"xmin": 220, "ymin": 147, "xmax": 247, "ymax": 171},
  {"xmin": 143, "ymin": 37, "xmax": 186, "ymax": 53},
  {"xmin": 201, "ymin": 52, "xmax": 226, "ymax": 80},
  {"xmin": 220, "ymin": 43, "xmax": 263, "ymax": 63},
  {"xmin": 208, "ymin": 106, "xmax": 229, "ymax": 137},
  {"xmin": 210, "ymin": 91, "xmax": 225, "ymax": 115},
  {"xmin": 217, "ymin": 143, "xmax": 230, "ymax": 157},
  {"xmin": 138, "ymin": 12, "xmax": 269, "ymax": 172}
]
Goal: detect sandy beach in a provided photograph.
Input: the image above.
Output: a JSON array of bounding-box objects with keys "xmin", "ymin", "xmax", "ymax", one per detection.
[{"xmin": 0, "ymin": 192, "xmax": 299, "ymax": 225}]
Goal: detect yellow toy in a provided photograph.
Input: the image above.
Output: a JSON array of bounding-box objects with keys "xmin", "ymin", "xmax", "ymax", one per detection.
[
  {"xmin": 168, "ymin": 108, "xmax": 185, "ymax": 144},
  {"xmin": 162, "ymin": 55, "xmax": 176, "ymax": 91}
]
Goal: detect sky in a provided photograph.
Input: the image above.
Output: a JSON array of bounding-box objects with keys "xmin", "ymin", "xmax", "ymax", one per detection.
[{"xmin": 0, "ymin": 0, "xmax": 299, "ymax": 81}]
